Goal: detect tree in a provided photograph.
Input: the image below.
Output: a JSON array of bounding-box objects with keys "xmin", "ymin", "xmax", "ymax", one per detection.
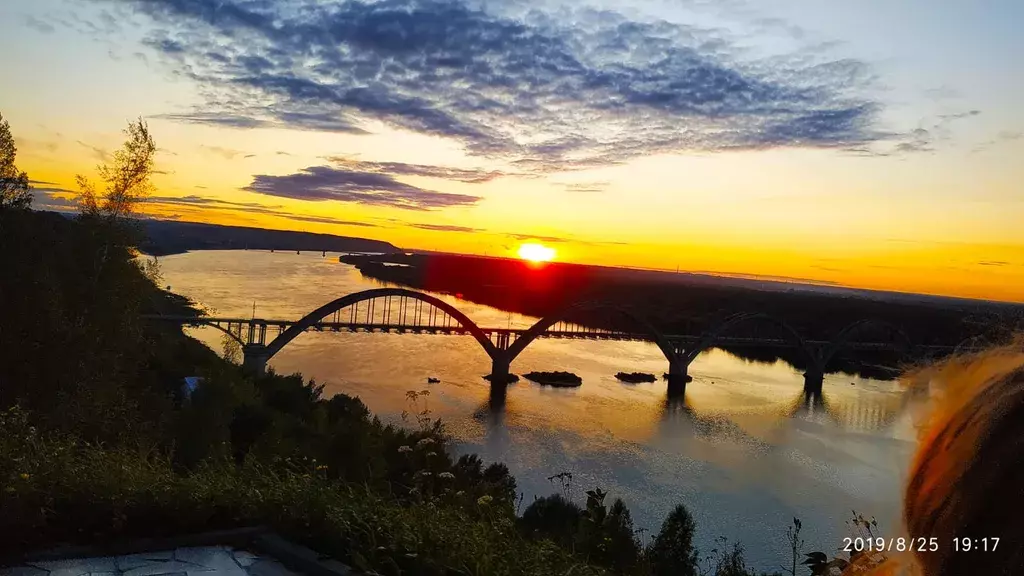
[
  {"xmin": 649, "ymin": 503, "xmax": 700, "ymax": 576},
  {"xmin": 0, "ymin": 112, "xmax": 31, "ymax": 210},
  {"xmin": 75, "ymin": 117, "xmax": 156, "ymax": 221},
  {"xmin": 603, "ymin": 498, "xmax": 642, "ymax": 571}
]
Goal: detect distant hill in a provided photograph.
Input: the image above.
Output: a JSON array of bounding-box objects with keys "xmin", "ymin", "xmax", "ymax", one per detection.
[{"xmin": 140, "ymin": 219, "xmax": 400, "ymax": 256}]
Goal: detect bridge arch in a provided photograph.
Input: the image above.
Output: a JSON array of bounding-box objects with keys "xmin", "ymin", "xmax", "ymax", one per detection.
[
  {"xmin": 263, "ymin": 288, "xmax": 498, "ymax": 362},
  {"xmin": 682, "ymin": 312, "xmax": 814, "ymax": 367},
  {"xmin": 504, "ymin": 302, "xmax": 677, "ymax": 364},
  {"xmin": 819, "ymin": 318, "xmax": 914, "ymax": 371}
]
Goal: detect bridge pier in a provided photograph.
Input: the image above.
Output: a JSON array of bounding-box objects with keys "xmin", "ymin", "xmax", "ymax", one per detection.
[
  {"xmin": 242, "ymin": 344, "xmax": 270, "ymax": 376},
  {"xmin": 803, "ymin": 368, "xmax": 824, "ymax": 395},
  {"xmin": 666, "ymin": 357, "xmax": 693, "ymax": 397},
  {"xmin": 487, "ymin": 356, "xmax": 515, "ymax": 387}
]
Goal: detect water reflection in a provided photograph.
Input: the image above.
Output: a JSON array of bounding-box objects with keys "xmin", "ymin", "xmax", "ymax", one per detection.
[{"xmin": 158, "ymin": 250, "xmax": 927, "ymax": 571}]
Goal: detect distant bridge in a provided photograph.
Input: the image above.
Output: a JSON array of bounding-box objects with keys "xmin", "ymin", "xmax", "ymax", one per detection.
[{"xmin": 144, "ymin": 288, "xmax": 974, "ymax": 395}]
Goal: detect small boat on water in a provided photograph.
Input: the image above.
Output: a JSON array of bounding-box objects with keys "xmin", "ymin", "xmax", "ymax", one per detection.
[{"xmin": 427, "ymin": 377, "xmax": 441, "ymax": 384}]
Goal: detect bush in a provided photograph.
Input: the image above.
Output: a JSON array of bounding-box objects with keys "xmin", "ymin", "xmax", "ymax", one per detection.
[
  {"xmin": 0, "ymin": 406, "xmax": 600, "ymax": 576},
  {"xmin": 521, "ymin": 494, "xmax": 583, "ymax": 549}
]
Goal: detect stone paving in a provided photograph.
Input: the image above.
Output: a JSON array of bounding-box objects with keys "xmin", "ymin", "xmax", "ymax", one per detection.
[{"xmin": 1, "ymin": 546, "xmax": 301, "ymax": 576}]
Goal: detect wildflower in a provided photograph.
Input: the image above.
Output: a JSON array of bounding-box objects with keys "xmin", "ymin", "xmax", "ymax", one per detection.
[
  {"xmin": 438, "ymin": 472, "xmax": 455, "ymax": 480},
  {"xmin": 398, "ymin": 445, "xmax": 413, "ymax": 453},
  {"xmin": 416, "ymin": 438, "xmax": 435, "ymax": 447},
  {"xmin": 425, "ymin": 451, "xmax": 437, "ymax": 458},
  {"xmin": 477, "ymin": 495, "xmax": 493, "ymax": 506},
  {"xmin": 456, "ymin": 490, "xmax": 465, "ymax": 497},
  {"xmin": 19, "ymin": 473, "xmax": 30, "ymax": 481}
]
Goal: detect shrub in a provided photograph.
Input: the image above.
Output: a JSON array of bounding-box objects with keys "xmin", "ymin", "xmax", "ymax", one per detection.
[{"xmin": 521, "ymin": 494, "xmax": 583, "ymax": 549}]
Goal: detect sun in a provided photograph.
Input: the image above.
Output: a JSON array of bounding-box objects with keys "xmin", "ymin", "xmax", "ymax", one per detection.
[{"xmin": 517, "ymin": 243, "xmax": 556, "ymax": 263}]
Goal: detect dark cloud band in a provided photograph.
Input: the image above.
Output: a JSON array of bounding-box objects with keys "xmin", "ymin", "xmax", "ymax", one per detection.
[{"xmin": 242, "ymin": 165, "xmax": 481, "ymax": 210}]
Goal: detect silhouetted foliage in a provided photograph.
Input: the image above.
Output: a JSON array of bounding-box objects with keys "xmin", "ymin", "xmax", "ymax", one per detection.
[
  {"xmin": 649, "ymin": 503, "xmax": 699, "ymax": 576},
  {"xmin": 0, "ymin": 112, "xmax": 31, "ymax": 210},
  {"xmin": 600, "ymin": 498, "xmax": 643, "ymax": 571},
  {"xmin": 75, "ymin": 117, "xmax": 156, "ymax": 222},
  {"xmin": 702, "ymin": 538, "xmax": 755, "ymax": 576},
  {"xmin": 521, "ymin": 494, "xmax": 583, "ymax": 549}
]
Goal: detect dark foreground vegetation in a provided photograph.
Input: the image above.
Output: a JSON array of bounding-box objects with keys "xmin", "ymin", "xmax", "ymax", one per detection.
[
  {"xmin": 0, "ymin": 116, "xmax": 872, "ymax": 575},
  {"xmin": 342, "ymin": 253, "xmax": 1024, "ymax": 378}
]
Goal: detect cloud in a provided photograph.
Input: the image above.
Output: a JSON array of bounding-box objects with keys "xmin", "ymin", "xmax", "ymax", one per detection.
[
  {"xmin": 15, "ymin": 137, "xmax": 61, "ymax": 154},
  {"xmin": 76, "ymin": 140, "xmax": 109, "ymax": 162},
  {"xmin": 144, "ymin": 194, "xmax": 381, "ymax": 227},
  {"xmin": 895, "ymin": 128, "xmax": 933, "ymax": 154},
  {"xmin": 30, "ymin": 186, "xmax": 79, "ymax": 213},
  {"xmin": 894, "ymin": 110, "xmax": 981, "ymax": 154},
  {"xmin": 563, "ymin": 182, "xmax": 608, "ymax": 193},
  {"xmin": 107, "ymin": 0, "xmax": 894, "ymax": 170},
  {"xmin": 970, "ymin": 128, "xmax": 1021, "ymax": 154},
  {"xmin": 154, "ymin": 113, "xmax": 273, "ymax": 129},
  {"xmin": 147, "ymin": 194, "xmax": 270, "ymax": 209},
  {"xmin": 407, "ymin": 223, "xmax": 481, "ymax": 233},
  {"xmin": 505, "ymin": 232, "xmax": 627, "ymax": 246},
  {"xmin": 506, "ymin": 233, "xmax": 572, "ymax": 244},
  {"xmin": 977, "ymin": 261, "xmax": 1010, "ymax": 267},
  {"xmin": 923, "ymin": 86, "xmax": 961, "ymax": 101},
  {"xmin": 23, "ymin": 15, "xmax": 56, "ymax": 34},
  {"xmin": 325, "ymin": 157, "xmax": 504, "ymax": 183},
  {"xmin": 284, "ymin": 214, "xmax": 380, "ymax": 227},
  {"xmin": 243, "ymin": 165, "xmax": 481, "ymax": 210},
  {"xmin": 275, "ymin": 151, "xmax": 292, "ymax": 156},
  {"xmin": 199, "ymin": 145, "xmax": 248, "ymax": 159}
]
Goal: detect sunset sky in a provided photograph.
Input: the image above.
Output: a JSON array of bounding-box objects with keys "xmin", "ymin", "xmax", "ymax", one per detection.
[{"xmin": 1, "ymin": 0, "xmax": 1022, "ymax": 301}]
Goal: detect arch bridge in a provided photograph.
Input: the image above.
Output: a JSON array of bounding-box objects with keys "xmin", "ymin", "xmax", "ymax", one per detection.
[{"xmin": 144, "ymin": 288, "xmax": 969, "ymax": 395}]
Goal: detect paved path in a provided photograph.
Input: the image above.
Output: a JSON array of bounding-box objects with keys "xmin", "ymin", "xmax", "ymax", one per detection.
[{"xmin": 2, "ymin": 546, "xmax": 301, "ymax": 576}]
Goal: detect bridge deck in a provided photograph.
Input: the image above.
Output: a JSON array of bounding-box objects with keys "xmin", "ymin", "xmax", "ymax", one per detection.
[{"xmin": 145, "ymin": 315, "xmax": 960, "ymax": 352}]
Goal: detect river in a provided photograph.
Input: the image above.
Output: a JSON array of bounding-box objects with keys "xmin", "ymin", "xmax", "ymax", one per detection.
[{"xmin": 158, "ymin": 250, "xmax": 933, "ymax": 570}]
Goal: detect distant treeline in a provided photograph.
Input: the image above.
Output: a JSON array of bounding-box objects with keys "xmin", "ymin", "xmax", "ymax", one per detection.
[
  {"xmin": 342, "ymin": 253, "xmax": 1023, "ymax": 377},
  {"xmin": 140, "ymin": 219, "xmax": 400, "ymax": 256}
]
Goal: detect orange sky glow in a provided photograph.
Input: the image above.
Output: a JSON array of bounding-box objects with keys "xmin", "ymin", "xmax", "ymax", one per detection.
[{"xmin": 2, "ymin": 0, "xmax": 1023, "ymax": 303}]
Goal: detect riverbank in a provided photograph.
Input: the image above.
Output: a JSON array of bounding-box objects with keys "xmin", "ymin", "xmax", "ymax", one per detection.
[{"xmin": 141, "ymin": 219, "xmax": 400, "ymax": 256}]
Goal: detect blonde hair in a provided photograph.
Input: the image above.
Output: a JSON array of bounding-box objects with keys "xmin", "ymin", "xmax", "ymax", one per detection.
[{"xmin": 862, "ymin": 343, "xmax": 1024, "ymax": 575}]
